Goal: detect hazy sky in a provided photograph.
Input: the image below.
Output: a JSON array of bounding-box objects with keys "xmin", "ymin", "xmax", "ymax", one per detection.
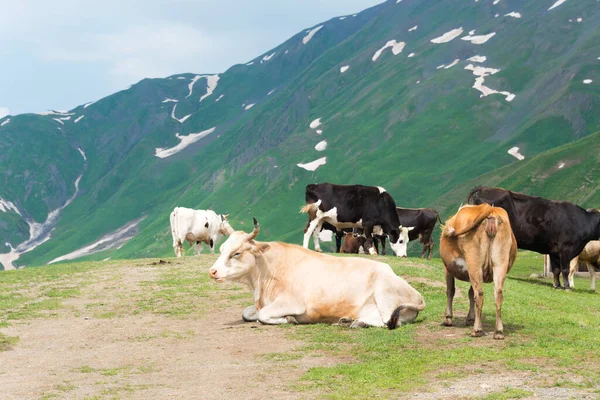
[{"xmin": 0, "ymin": 0, "xmax": 383, "ymax": 116}]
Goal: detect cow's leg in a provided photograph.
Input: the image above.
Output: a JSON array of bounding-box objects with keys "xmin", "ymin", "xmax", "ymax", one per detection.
[
  {"xmin": 550, "ymin": 253, "xmax": 562, "ymax": 289},
  {"xmin": 568, "ymin": 256, "xmax": 579, "ymax": 289},
  {"xmin": 257, "ymin": 298, "xmax": 306, "ymax": 325},
  {"xmin": 335, "ymin": 231, "xmax": 343, "ymax": 253},
  {"xmin": 209, "ymin": 239, "xmax": 215, "ymax": 255},
  {"xmin": 303, "ymin": 217, "xmax": 322, "ymax": 249},
  {"xmin": 419, "ymin": 244, "xmax": 427, "ymax": 258},
  {"xmin": 442, "ymin": 267, "xmax": 455, "ymax": 326},
  {"xmin": 195, "ymin": 241, "xmax": 203, "ymax": 256},
  {"xmin": 469, "ymin": 277, "xmax": 485, "ymax": 337},
  {"xmin": 174, "ymin": 239, "xmax": 183, "ymax": 257},
  {"xmin": 363, "ymin": 225, "xmax": 377, "ymax": 255},
  {"xmin": 588, "ymin": 262, "xmax": 597, "ymax": 291},
  {"xmin": 559, "ymin": 252, "xmax": 575, "ymax": 291},
  {"xmin": 312, "ymin": 221, "xmax": 324, "ymax": 253},
  {"xmin": 492, "ymin": 266, "xmax": 507, "ymax": 340},
  {"xmin": 379, "ymin": 236, "xmax": 386, "ymax": 256},
  {"xmin": 242, "ymin": 305, "xmax": 259, "ymax": 322},
  {"xmin": 466, "ymin": 286, "xmax": 475, "ymax": 326},
  {"xmin": 427, "ymin": 241, "xmax": 435, "ymax": 260}
]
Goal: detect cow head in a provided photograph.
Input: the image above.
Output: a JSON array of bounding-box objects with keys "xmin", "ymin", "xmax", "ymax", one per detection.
[
  {"xmin": 389, "ymin": 226, "xmax": 414, "ymax": 257},
  {"xmin": 219, "ymin": 214, "xmax": 234, "ymax": 236},
  {"xmin": 209, "ymin": 218, "xmax": 270, "ymax": 282}
]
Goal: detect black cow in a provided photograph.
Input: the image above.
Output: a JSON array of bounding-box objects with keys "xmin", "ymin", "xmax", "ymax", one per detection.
[
  {"xmin": 467, "ymin": 186, "xmax": 600, "ymax": 289},
  {"xmin": 373, "ymin": 208, "xmax": 441, "ymax": 259},
  {"xmin": 300, "ymin": 183, "xmax": 407, "ymax": 256}
]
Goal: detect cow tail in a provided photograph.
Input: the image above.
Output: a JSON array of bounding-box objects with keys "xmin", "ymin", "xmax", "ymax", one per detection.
[
  {"xmin": 386, "ymin": 301, "xmax": 426, "ymax": 330},
  {"xmin": 443, "ymin": 204, "xmax": 494, "ymax": 237},
  {"xmin": 299, "ymin": 199, "xmax": 321, "ymax": 214},
  {"xmin": 466, "ymin": 185, "xmax": 483, "ymax": 205}
]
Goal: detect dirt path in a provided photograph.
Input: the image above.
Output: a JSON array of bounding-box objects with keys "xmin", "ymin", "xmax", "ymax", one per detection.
[{"xmin": 0, "ymin": 262, "xmax": 332, "ymax": 399}]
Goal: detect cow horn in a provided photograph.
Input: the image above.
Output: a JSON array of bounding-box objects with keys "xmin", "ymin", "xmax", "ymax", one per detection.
[{"xmin": 246, "ymin": 217, "xmax": 260, "ymax": 241}]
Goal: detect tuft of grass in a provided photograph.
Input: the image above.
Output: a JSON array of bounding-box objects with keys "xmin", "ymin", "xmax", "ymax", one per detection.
[
  {"xmin": 0, "ymin": 333, "xmax": 19, "ymax": 351},
  {"xmin": 482, "ymin": 388, "xmax": 533, "ymax": 400}
]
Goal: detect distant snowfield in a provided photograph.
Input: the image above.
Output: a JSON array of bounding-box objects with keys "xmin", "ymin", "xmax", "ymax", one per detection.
[
  {"xmin": 469, "ymin": 30, "xmax": 476, "ymax": 35},
  {"xmin": 268, "ymin": 89, "xmax": 276, "ymax": 96},
  {"xmin": 339, "ymin": 16, "xmax": 346, "ymax": 20},
  {"xmin": 0, "ymin": 198, "xmax": 21, "ymax": 215},
  {"xmin": 493, "ymin": 0, "xmax": 500, "ymax": 4},
  {"xmin": 1, "ymin": 118, "xmax": 10, "ymax": 127},
  {"xmin": 408, "ymin": 25, "xmax": 418, "ymax": 32},
  {"xmin": 74, "ymin": 115, "xmax": 84, "ymax": 123},
  {"xmin": 48, "ymin": 216, "xmax": 146, "ymax": 264},
  {"xmin": 431, "ymin": 28, "xmax": 463, "ymax": 44},
  {"xmin": 467, "ymin": 55, "xmax": 487, "ymax": 63},
  {"xmin": 297, "ymin": 157, "xmax": 327, "ymax": 171},
  {"xmin": 372, "ymin": 40, "xmax": 405, "ymax": 61},
  {"xmin": 465, "ymin": 64, "xmax": 515, "ymax": 102},
  {"xmin": 215, "ymin": 94, "xmax": 224, "ymax": 102},
  {"xmin": 170, "ymin": 104, "xmax": 192, "ymax": 124},
  {"xmin": 316, "ymin": 129, "xmax": 323, "ymax": 135},
  {"xmin": 199, "ymin": 75, "xmax": 220, "ymax": 102},
  {"xmin": 462, "ymin": 32, "xmax": 496, "ymax": 44},
  {"xmin": 436, "ymin": 64, "xmax": 446, "ymax": 70},
  {"xmin": 261, "ymin": 52, "xmax": 276, "ymax": 63},
  {"xmin": 176, "ymin": 77, "xmax": 186, "ymax": 80},
  {"xmin": 505, "ymin": 12, "xmax": 522, "ymax": 18},
  {"xmin": 83, "ymin": 101, "xmax": 95, "ymax": 109},
  {"xmin": 315, "ymin": 140, "xmax": 327, "ymax": 151},
  {"xmin": 246, "ymin": 61, "xmax": 254, "ymax": 66},
  {"xmin": 38, "ymin": 110, "xmax": 74, "ymax": 116},
  {"xmin": 162, "ymin": 98, "xmax": 178, "ymax": 103},
  {"xmin": 340, "ymin": 65, "xmax": 350, "ymax": 73},
  {"xmin": 155, "ymin": 127, "xmax": 216, "ymax": 159},
  {"xmin": 558, "ymin": 162, "xmax": 565, "ymax": 169},
  {"xmin": 408, "ymin": 53, "xmax": 415, "ymax": 58},
  {"xmin": 186, "ymin": 75, "xmax": 203, "ymax": 98},
  {"xmin": 548, "ymin": 0, "xmax": 568, "ymax": 11},
  {"xmin": 310, "ymin": 118, "xmax": 322, "ymax": 129},
  {"xmin": 583, "ymin": 79, "xmax": 593, "ymax": 84},
  {"xmin": 245, "ymin": 103, "xmax": 255, "ymax": 110},
  {"xmin": 444, "ymin": 59, "xmax": 460, "ymax": 69},
  {"xmin": 303, "ymin": 25, "xmax": 323, "ymax": 44},
  {"xmin": 508, "ymin": 147, "xmax": 525, "ymax": 160},
  {"xmin": 577, "ymin": 17, "xmax": 583, "ymax": 23}
]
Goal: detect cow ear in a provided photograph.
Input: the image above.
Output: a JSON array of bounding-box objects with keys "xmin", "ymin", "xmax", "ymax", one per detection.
[
  {"xmin": 252, "ymin": 243, "xmax": 271, "ymax": 254},
  {"xmin": 407, "ymin": 226, "xmax": 415, "ymax": 232},
  {"xmin": 221, "ymin": 214, "xmax": 229, "ymax": 221}
]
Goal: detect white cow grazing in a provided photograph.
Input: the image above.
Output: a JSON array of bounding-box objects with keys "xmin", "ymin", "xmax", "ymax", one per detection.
[
  {"xmin": 209, "ymin": 219, "xmax": 426, "ymax": 328},
  {"xmin": 170, "ymin": 207, "xmax": 234, "ymax": 257}
]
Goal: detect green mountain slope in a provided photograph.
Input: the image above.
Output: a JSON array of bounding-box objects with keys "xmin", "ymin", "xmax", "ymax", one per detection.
[{"xmin": 1, "ymin": 0, "xmax": 599, "ymax": 268}]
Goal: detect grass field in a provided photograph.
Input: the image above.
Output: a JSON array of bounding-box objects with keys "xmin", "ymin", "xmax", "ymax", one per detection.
[{"xmin": 0, "ymin": 252, "xmax": 599, "ymax": 399}]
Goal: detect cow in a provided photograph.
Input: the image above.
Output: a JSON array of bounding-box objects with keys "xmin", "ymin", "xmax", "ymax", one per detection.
[
  {"xmin": 440, "ymin": 204, "xmax": 517, "ymax": 340},
  {"xmin": 340, "ymin": 231, "xmax": 367, "ymax": 254},
  {"xmin": 467, "ymin": 186, "xmax": 600, "ymax": 290},
  {"xmin": 170, "ymin": 207, "xmax": 234, "ymax": 257},
  {"xmin": 374, "ymin": 208, "xmax": 440, "ymax": 259},
  {"xmin": 209, "ymin": 218, "xmax": 426, "ymax": 328},
  {"xmin": 303, "ymin": 207, "xmax": 349, "ymax": 253},
  {"xmin": 300, "ymin": 183, "xmax": 408, "ymax": 257},
  {"xmin": 568, "ymin": 240, "xmax": 599, "ymax": 291}
]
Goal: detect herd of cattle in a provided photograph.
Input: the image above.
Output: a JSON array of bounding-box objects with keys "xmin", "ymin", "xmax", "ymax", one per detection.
[{"xmin": 170, "ymin": 183, "xmax": 600, "ymax": 339}]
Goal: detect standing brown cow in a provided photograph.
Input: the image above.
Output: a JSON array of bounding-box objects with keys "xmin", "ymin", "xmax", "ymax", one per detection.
[
  {"xmin": 440, "ymin": 204, "xmax": 517, "ymax": 340},
  {"xmin": 340, "ymin": 232, "xmax": 367, "ymax": 254}
]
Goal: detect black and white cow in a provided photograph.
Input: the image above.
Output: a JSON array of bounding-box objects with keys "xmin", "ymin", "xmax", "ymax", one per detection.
[
  {"xmin": 303, "ymin": 210, "xmax": 350, "ymax": 253},
  {"xmin": 301, "ymin": 183, "xmax": 408, "ymax": 256},
  {"xmin": 467, "ymin": 186, "xmax": 600, "ymax": 290},
  {"xmin": 374, "ymin": 208, "xmax": 441, "ymax": 259}
]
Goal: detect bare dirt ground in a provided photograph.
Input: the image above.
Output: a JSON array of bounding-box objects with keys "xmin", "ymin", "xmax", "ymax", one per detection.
[{"xmin": 0, "ymin": 261, "xmax": 336, "ymax": 400}]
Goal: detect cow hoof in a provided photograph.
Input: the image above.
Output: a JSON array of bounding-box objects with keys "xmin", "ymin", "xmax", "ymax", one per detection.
[
  {"xmin": 314, "ymin": 249, "xmax": 323, "ymax": 253},
  {"xmin": 493, "ymin": 331, "xmax": 504, "ymax": 340},
  {"xmin": 350, "ymin": 320, "xmax": 369, "ymax": 329},
  {"xmin": 471, "ymin": 330, "xmax": 486, "ymax": 338},
  {"xmin": 553, "ymin": 285, "xmax": 563, "ymax": 290},
  {"xmin": 286, "ymin": 316, "xmax": 299, "ymax": 325},
  {"xmin": 336, "ymin": 317, "xmax": 354, "ymax": 327},
  {"xmin": 441, "ymin": 318, "xmax": 453, "ymax": 327}
]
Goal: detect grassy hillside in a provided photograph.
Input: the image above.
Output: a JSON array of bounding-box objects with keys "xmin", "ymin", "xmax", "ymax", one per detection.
[{"xmin": 1, "ymin": 0, "xmax": 599, "ymax": 267}]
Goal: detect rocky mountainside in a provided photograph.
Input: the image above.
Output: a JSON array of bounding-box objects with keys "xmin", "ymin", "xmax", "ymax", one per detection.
[{"xmin": 1, "ymin": 0, "xmax": 598, "ymax": 268}]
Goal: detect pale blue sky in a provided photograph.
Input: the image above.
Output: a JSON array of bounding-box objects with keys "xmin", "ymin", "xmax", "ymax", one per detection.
[{"xmin": 0, "ymin": 0, "xmax": 382, "ymax": 116}]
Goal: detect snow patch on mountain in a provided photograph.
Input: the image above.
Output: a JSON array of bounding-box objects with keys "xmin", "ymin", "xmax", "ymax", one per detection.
[
  {"xmin": 261, "ymin": 52, "xmax": 276, "ymax": 63},
  {"xmin": 1, "ymin": 118, "xmax": 10, "ymax": 127},
  {"xmin": 268, "ymin": 89, "xmax": 276, "ymax": 96},
  {"xmin": 83, "ymin": 101, "xmax": 95, "ymax": 109},
  {"xmin": 467, "ymin": 55, "xmax": 487, "ymax": 63},
  {"xmin": 170, "ymin": 104, "xmax": 192, "ymax": 124},
  {"xmin": 245, "ymin": 103, "xmax": 255, "ymax": 110},
  {"xmin": 464, "ymin": 64, "xmax": 515, "ymax": 102},
  {"xmin": 38, "ymin": 110, "xmax": 74, "ymax": 116},
  {"xmin": 74, "ymin": 115, "xmax": 84, "ymax": 123},
  {"xmin": 48, "ymin": 216, "xmax": 146, "ymax": 264},
  {"xmin": 508, "ymin": 147, "xmax": 525, "ymax": 160},
  {"xmin": 577, "ymin": 17, "xmax": 582, "ymax": 22},
  {"xmin": 78, "ymin": 147, "xmax": 87, "ymax": 161},
  {"xmin": 431, "ymin": 28, "xmax": 463, "ymax": 44},
  {"xmin": 505, "ymin": 12, "xmax": 522, "ymax": 18},
  {"xmin": 186, "ymin": 75, "xmax": 203, "ymax": 98},
  {"xmin": 315, "ymin": 141, "xmax": 328, "ymax": 151},
  {"xmin": 408, "ymin": 53, "xmax": 415, "ymax": 58},
  {"xmin": 310, "ymin": 118, "xmax": 322, "ymax": 129},
  {"xmin": 316, "ymin": 130, "xmax": 323, "ymax": 135},
  {"xmin": 340, "ymin": 65, "xmax": 350, "ymax": 73},
  {"xmin": 303, "ymin": 25, "xmax": 323, "ymax": 44},
  {"xmin": 548, "ymin": 0, "xmax": 568, "ymax": 11},
  {"xmin": 215, "ymin": 94, "xmax": 224, "ymax": 102},
  {"xmin": 583, "ymin": 79, "xmax": 593, "ymax": 84},
  {"xmin": 199, "ymin": 75, "xmax": 220, "ymax": 102},
  {"xmin": 155, "ymin": 127, "xmax": 217, "ymax": 159},
  {"xmin": 0, "ymin": 198, "xmax": 21, "ymax": 215},
  {"xmin": 461, "ymin": 32, "xmax": 496, "ymax": 44},
  {"xmin": 372, "ymin": 40, "xmax": 405, "ymax": 61},
  {"xmin": 408, "ymin": 25, "xmax": 418, "ymax": 32},
  {"xmin": 297, "ymin": 157, "xmax": 327, "ymax": 171},
  {"xmin": 444, "ymin": 59, "xmax": 460, "ymax": 69},
  {"xmin": 162, "ymin": 98, "xmax": 178, "ymax": 103}
]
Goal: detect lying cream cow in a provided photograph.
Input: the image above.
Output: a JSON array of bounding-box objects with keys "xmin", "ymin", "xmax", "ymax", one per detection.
[{"xmin": 209, "ymin": 219, "xmax": 426, "ymax": 328}]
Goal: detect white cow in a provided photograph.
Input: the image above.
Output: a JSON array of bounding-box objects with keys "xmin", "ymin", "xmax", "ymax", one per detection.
[
  {"xmin": 170, "ymin": 207, "xmax": 233, "ymax": 257},
  {"xmin": 209, "ymin": 219, "xmax": 426, "ymax": 328},
  {"xmin": 568, "ymin": 240, "xmax": 599, "ymax": 291}
]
